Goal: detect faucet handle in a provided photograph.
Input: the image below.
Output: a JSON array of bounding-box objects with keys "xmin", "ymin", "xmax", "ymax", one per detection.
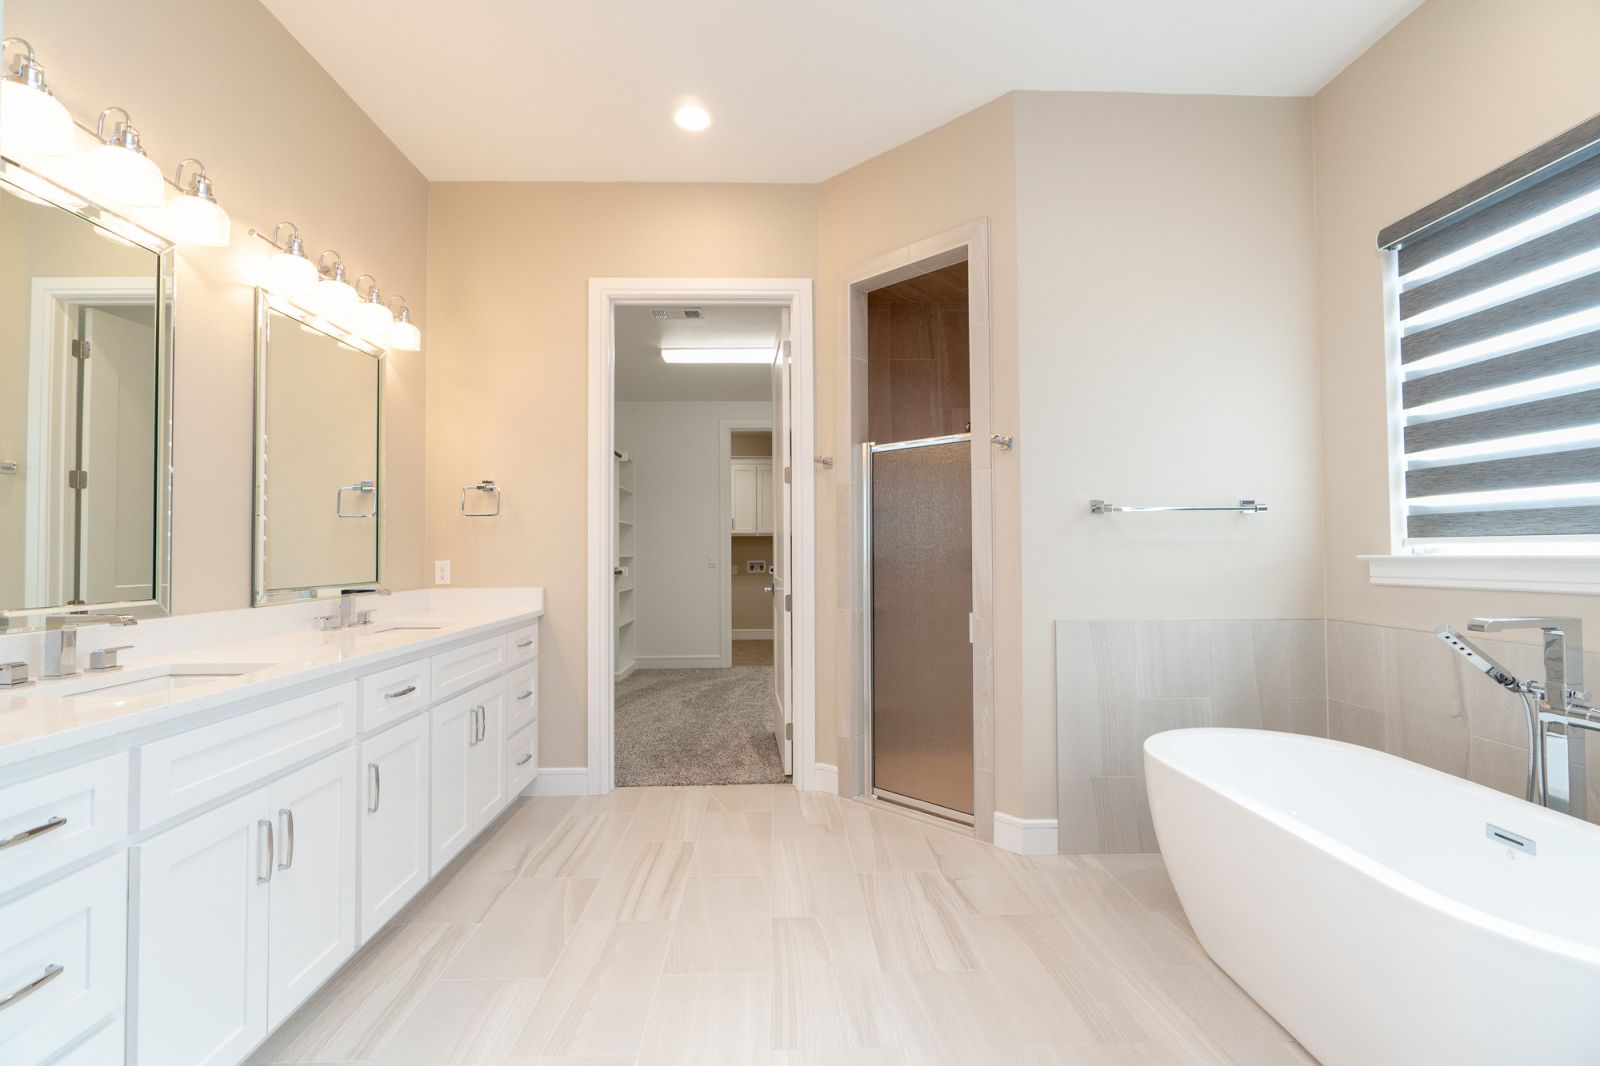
[{"xmin": 89, "ymin": 645, "xmax": 134, "ymax": 671}]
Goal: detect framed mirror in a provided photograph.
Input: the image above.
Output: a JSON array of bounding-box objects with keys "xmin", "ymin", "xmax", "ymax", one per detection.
[
  {"xmin": 252, "ymin": 289, "xmax": 383, "ymax": 605},
  {"xmin": 0, "ymin": 159, "xmax": 175, "ymax": 623}
]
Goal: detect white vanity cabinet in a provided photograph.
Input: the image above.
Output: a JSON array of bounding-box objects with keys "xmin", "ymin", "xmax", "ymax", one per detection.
[
  {"xmin": 429, "ymin": 677, "xmax": 506, "ymax": 876},
  {"xmin": 358, "ymin": 713, "xmax": 430, "ymax": 942}
]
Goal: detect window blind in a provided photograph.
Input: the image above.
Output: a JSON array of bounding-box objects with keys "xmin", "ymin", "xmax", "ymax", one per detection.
[{"xmin": 1379, "ymin": 115, "xmax": 1600, "ymax": 545}]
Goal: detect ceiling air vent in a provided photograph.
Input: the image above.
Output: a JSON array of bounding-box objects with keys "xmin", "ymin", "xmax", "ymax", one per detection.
[{"xmin": 650, "ymin": 308, "xmax": 705, "ymax": 320}]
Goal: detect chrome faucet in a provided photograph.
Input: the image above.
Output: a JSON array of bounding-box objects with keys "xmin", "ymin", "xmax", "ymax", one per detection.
[
  {"xmin": 317, "ymin": 587, "xmax": 390, "ymax": 631},
  {"xmin": 42, "ymin": 613, "xmax": 138, "ymax": 678},
  {"xmin": 1468, "ymin": 617, "xmax": 1588, "ymax": 716}
]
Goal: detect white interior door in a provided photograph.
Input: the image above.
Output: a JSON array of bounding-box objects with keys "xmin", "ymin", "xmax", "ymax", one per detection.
[
  {"xmin": 80, "ymin": 304, "xmax": 156, "ymax": 605},
  {"xmin": 771, "ymin": 310, "xmax": 794, "ymax": 775}
]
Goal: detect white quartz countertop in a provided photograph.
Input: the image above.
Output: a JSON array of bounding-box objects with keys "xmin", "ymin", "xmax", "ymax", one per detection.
[{"xmin": 0, "ymin": 588, "xmax": 543, "ymax": 771}]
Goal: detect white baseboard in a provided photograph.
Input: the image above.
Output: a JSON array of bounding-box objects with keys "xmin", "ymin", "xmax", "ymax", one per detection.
[
  {"xmin": 614, "ymin": 661, "xmax": 637, "ymax": 682},
  {"xmin": 634, "ymin": 654, "xmax": 724, "ymax": 670},
  {"xmin": 992, "ymin": 812, "xmax": 1059, "ymax": 856},
  {"xmin": 812, "ymin": 762, "xmax": 839, "ymax": 794},
  {"xmin": 732, "ymin": 629, "xmax": 774, "ymax": 640},
  {"xmin": 527, "ymin": 768, "xmax": 588, "ymax": 797}
]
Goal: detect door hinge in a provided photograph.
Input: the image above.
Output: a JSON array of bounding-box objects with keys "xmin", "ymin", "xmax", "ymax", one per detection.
[
  {"xmin": 784, "ymin": 466, "xmax": 791, "ymax": 484},
  {"xmin": 784, "ymin": 593, "xmax": 791, "ymax": 612},
  {"xmin": 71, "ymin": 339, "xmax": 90, "ymax": 361},
  {"xmin": 68, "ymin": 469, "xmax": 89, "ymax": 489},
  {"xmin": 785, "ymin": 722, "xmax": 793, "ymax": 740}
]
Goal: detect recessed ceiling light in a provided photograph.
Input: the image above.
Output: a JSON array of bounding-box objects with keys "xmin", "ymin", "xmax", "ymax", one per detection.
[
  {"xmin": 661, "ymin": 347, "xmax": 772, "ymax": 364},
  {"xmin": 674, "ymin": 104, "xmax": 712, "ymax": 132}
]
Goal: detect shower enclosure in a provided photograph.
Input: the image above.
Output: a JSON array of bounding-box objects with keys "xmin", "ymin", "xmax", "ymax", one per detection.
[{"xmin": 864, "ymin": 433, "xmax": 974, "ymax": 821}]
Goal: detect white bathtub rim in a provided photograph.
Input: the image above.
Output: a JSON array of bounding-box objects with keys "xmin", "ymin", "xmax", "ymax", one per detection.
[{"xmin": 1145, "ymin": 727, "xmax": 1600, "ymax": 969}]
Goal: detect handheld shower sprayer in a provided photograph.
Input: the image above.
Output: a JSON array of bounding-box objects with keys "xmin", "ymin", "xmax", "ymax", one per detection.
[{"xmin": 1435, "ymin": 626, "xmax": 1523, "ymax": 691}]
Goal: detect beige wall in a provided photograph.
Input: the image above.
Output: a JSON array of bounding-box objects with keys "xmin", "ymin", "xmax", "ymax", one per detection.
[
  {"xmin": 425, "ymin": 183, "xmax": 818, "ymax": 768},
  {"xmin": 732, "ymin": 536, "xmax": 775, "ymax": 631},
  {"xmin": 1015, "ymin": 92, "xmax": 1324, "ymax": 816},
  {"xmin": 1314, "ymin": 0, "xmax": 1600, "ymax": 651},
  {"xmin": 5, "ymin": 0, "xmax": 430, "ymax": 612}
]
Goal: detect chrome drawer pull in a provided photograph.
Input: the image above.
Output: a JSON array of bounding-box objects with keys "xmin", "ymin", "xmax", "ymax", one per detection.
[
  {"xmin": 0, "ymin": 816, "xmax": 66, "ymax": 851},
  {"xmin": 517, "ymin": 690, "xmax": 533, "ymax": 701},
  {"xmin": 0, "ymin": 964, "xmax": 62, "ymax": 1012},
  {"xmin": 385, "ymin": 685, "xmax": 417, "ymax": 700},
  {"xmin": 278, "ymin": 808, "xmax": 296, "ymax": 871},
  {"xmin": 368, "ymin": 763, "xmax": 381, "ymax": 813},
  {"xmin": 515, "ymin": 753, "xmax": 533, "ymax": 767},
  {"xmin": 257, "ymin": 819, "xmax": 274, "ymax": 884},
  {"xmin": 516, "ymin": 638, "xmax": 534, "ymax": 649}
]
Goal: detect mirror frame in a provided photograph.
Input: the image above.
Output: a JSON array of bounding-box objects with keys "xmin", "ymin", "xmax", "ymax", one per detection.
[
  {"xmin": 251, "ymin": 288, "xmax": 386, "ymax": 607},
  {"xmin": 0, "ymin": 156, "xmax": 176, "ymax": 628}
]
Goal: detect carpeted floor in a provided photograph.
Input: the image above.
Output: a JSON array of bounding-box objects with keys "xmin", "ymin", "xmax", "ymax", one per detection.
[{"xmin": 615, "ymin": 666, "xmax": 788, "ymax": 786}]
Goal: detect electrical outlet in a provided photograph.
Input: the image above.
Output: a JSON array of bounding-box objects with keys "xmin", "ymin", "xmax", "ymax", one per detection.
[
  {"xmin": 434, "ymin": 560, "xmax": 452, "ymax": 585},
  {"xmin": 706, "ymin": 556, "xmax": 716, "ymax": 569}
]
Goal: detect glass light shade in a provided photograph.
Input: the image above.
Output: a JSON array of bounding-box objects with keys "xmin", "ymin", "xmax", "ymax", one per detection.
[
  {"xmin": 167, "ymin": 192, "xmax": 231, "ymax": 247},
  {"xmin": 353, "ymin": 300, "xmax": 394, "ymax": 337},
  {"xmin": 314, "ymin": 277, "xmax": 359, "ymax": 316},
  {"xmin": 388, "ymin": 318, "xmax": 422, "ymax": 351},
  {"xmin": 0, "ymin": 78, "xmax": 74, "ymax": 155},
  {"xmin": 263, "ymin": 249, "xmax": 318, "ymax": 294},
  {"xmin": 89, "ymin": 142, "xmax": 164, "ymax": 207}
]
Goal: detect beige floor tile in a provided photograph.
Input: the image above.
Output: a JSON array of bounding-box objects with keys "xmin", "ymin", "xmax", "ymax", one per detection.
[
  {"xmin": 400, "ymin": 842, "xmax": 528, "ymax": 924},
  {"xmin": 369, "ymin": 977, "xmax": 539, "ymax": 1064},
  {"xmin": 859, "ymin": 872, "xmax": 981, "ymax": 972},
  {"xmin": 522, "ymin": 813, "xmax": 633, "ymax": 879},
  {"xmin": 499, "ymin": 1058, "xmax": 637, "ymax": 1066},
  {"xmin": 847, "ymin": 818, "xmax": 939, "ymax": 873},
  {"xmin": 581, "ymin": 841, "xmax": 695, "ymax": 921},
  {"xmin": 677, "ymin": 875, "xmax": 774, "ymax": 924},
  {"xmin": 692, "ymin": 810, "xmax": 775, "ymax": 876},
  {"xmin": 1116, "ymin": 966, "xmax": 1298, "ymax": 1064},
  {"xmin": 963, "ymin": 913, "xmax": 1148, "ymax": 1045},
  {"xmin": 636, "ymin": 973, "xmax": 773, "ymax": 1066},
  {"xmin": 1095, "ymin": 854, "xmax": 1184, "ymax": 913},
  {"xmin": 627, "ymin": 787, "xmax": 712, "ymax": 841},
  {"xmin": 490, "ymin": 797, "xmax": 583, "ymax": 847},
  {"xmin": 571, "ymin": 788, "xmax": 648, "ymax": 816},
  {"xmin": 665, "ymin": 871, "xmax": 775, "ymax": 974},
  {"xmin": 511, "ymin": 920, "xmax": 672, "ymax": 1058},
  {"xmin": 1028, "ymin": 868, "xmax": 1203, "ymax": 968},
  {"xmin": 770, "ymin": 916, "xmax": 898, "ymax": 1051},
  {"xmin": 1030, "ymin": 1046, "xmax": 1171, "ymax": 1065},
  {"xmin": 772, "ymin": 838, "xmax": 865, "ymax": 917},
  {"xmin": 444, "ymin": 878, "xmax": 597, "ymax": 979},
  {"xmin": 247, "ymin": 922, "xmax": 474, "ymax": 1063},
  {"xmin": 772, "ymin": 787, "xmax": 850, "ymax": 838},
  {"xmin": 922, "ymin": 832, "xmax": 1050, "ymax": 915},
  {"xmin": 771, "ymin": 1052, "xmax": 907, "ymax": 1065},
  {"xmin": 881, "ymin": 971, "xmax": 1023, "ymax": 1066},
  {"xmin": 708, "ymin": 783, "xmax": 778, "ymax": 812}
]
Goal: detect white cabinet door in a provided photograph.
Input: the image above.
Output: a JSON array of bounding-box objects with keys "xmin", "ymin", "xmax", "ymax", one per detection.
[
  {"xmin": 359, "ymin": 715, "xmax": 430, "ymax": 943},
  {"xmin": 467, "ymin": 681, "xmax": 507, "ymax": 832},
  {"xmin": 135, "ymin": 788, "xmax": 270, "ymax": 1066},
  {"xmin": 429, "ymin": 690, "xmax": 476, "ymax": 875},
  {"xmin": 756, "ymin": 461, "xmax": 775, "ymax": 534},
  {"xmin": 730, "ymin": 462, "xmax": 759, "ymax": 534},
  {"xmin": 266, "ymin": 749, "xmax": 358, "ymax": 1028}
]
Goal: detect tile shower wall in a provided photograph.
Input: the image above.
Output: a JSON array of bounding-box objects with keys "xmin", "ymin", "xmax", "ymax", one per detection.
[
  {"xmin": 1327, "ymin": 620, "xmax": 1600, "ymax": 824},
  {"xmin": 1055, "ymin": 620, "xmax": 1329, "ymax": 853}
]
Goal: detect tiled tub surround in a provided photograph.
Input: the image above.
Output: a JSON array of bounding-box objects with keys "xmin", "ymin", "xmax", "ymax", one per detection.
[
  {"xmin": 1326, "ymin": 620, "xmax": 1600, "ymax": 823},
  {"xmin": 1055, "ymin": 620, "xmax": 1329, "ymax": 853}
]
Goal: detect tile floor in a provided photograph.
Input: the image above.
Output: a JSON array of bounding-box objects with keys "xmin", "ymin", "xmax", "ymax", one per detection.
[
  {"xmin": 248, "ymin": 785, "xmax": 1318, "ymax": 1066},
  {"xmin": 732, "ymin": 640, "xmax": 775, "ymax": 667}
]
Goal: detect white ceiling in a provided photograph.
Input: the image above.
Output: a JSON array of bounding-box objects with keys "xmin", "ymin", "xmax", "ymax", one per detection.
[
  {"xmin": 260, "ymin": 0, "xmax": 1421, "ymax": 183},
  {"xmin": 615, "ymin": 305, "xmax": 782, "ymax": 402}
]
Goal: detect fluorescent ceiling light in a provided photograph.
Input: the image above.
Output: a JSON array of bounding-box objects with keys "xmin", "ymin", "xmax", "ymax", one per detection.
[{"xmin": 661, "ymin": 347, "xmax": 772, "ymax": 364}]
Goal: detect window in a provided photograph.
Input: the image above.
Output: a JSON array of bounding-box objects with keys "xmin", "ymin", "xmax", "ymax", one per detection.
[{"xmin": 1378, "ymin": 114, "xmax": 1600, "ymax": 560}]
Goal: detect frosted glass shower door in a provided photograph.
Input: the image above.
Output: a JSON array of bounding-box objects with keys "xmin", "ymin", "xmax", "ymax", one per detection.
[{"xmin": 867, "ymin": 435, "xmax": 974, "ymax": 819}]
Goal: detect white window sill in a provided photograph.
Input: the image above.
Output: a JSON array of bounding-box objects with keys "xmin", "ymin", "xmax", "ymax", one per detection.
[{"xmin": 1362, "ymin": 554, "xmax": 1600, "ymax": 596}]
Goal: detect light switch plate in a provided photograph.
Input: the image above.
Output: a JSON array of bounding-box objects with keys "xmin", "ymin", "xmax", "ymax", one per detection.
[{"xmin": 434, "ymin": 560, "xmax": 452, "ymax": 585}]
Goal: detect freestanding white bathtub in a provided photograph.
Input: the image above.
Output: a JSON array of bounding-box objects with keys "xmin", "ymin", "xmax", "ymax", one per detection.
[{"xmin": 1146, "ymin": 728, "xmax": 1600, "ymax": 1066}]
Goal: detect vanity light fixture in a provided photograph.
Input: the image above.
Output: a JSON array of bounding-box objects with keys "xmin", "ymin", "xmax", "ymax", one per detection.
[
  {"xmin": 661, "ymin": 347, "xmax": 775, "ymax": 364},
  {"xmin": 386, "ymin": 296, "xmax": 422, "ymax": 351},
  {"xmin": 674, "ymin": 104, "xmax": 712, "ymax": 132},
  {"xmin": 257, "ymin": 221, "xmax": 319, "ymax": 294},
  {"xmin": 352, "ymin": 275, "xmax": 395, "ymax": 337},
  {"xmin": 168, "ymin": 158, "xmax": 231, "ymax": 247},
  {"xmin": 314, "ymin": 251, "xmax": 361, "ymax": 315},
  {"xmin": 0, "ymin": 38, "xmax": 74, "ymax": 156},
  {"xmin": 89, "ymin": 107, "xmax": 164, "ymax": 208}
]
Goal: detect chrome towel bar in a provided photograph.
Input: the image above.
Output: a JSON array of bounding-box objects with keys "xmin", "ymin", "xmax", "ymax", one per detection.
[{"xmin": 1090, "ymin": 498, "xmax": 1268, "ymax": 514}]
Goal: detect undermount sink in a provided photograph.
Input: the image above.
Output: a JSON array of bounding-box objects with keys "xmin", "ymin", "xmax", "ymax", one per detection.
[{"xmin": 45, "ymin": 662, "xmax": 276, "ymax": 700}]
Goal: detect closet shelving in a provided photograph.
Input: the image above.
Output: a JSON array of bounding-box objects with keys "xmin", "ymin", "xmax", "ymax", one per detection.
[{"xmin": 615, "ymin": 453, "xmax": 637, "ymax": 680}]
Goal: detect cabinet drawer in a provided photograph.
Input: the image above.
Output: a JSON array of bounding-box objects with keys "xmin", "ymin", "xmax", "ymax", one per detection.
[
  {"xmin": 505, "ymin": 662, "xmax": 538, "ymax": 737},
  {"xmin": 360, "ymin": 658, "xmax": 432, "ymax": 734},
  {"xmin": 45, "ymin": 1018, "xmax": 124, "ymax": 1065},
  {"xmin": 0, "ymin": 754, "xmax": 128, "ymax": 896},
  {"xmin": 137, "ymin": 683, "xmax": 358, "ymax": 828},
  {"xmin": 0, "ymin": 855, "xmax": 127, "ymax": 1066},
  {"xmin": 507, "ymin": 721, "xmax": 538, "ymax": 798},
  {"xmin": 507, "ymin": 622, "xmax": 539, "ymax": 666},
  {"xmin": 431, "ymin": 637, "xmax": 508, "ymax": 701}
]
